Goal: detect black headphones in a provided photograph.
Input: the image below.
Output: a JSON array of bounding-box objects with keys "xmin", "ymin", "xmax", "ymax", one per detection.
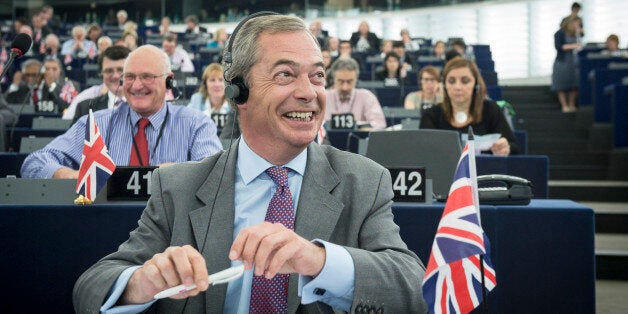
[
  {"xmin": 223, "ymin": 11, "xmax": 280, "ymax": 105},
  {"xmin": 119, "ymin": 74, "xmax": 175, "ymax": 89}
]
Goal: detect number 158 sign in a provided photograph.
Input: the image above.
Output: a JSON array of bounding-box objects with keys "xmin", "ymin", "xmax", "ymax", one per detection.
[{"xmin": 389, "ymin": 167, "xmax": 426, "ymax": 203}]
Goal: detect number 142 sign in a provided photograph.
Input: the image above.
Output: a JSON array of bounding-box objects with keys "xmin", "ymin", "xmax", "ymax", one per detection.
[{"xmin": 389, "ymin": 167, "xmax": 426, "ymax": 203}]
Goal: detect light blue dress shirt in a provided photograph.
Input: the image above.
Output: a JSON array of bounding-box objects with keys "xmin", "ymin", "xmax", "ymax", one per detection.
[
  {"xmin": 21, "ymin": 102, "xmax": 222, "ymax": 178},
  {"xmin": 101, "ymin": 137, "xmax": 355, "ymax": 313}
]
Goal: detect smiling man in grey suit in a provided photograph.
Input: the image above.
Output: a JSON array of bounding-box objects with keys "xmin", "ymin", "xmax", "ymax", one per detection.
[{"xmin": 74, "ymin": 13, "xmax": 426, "ymax": 314}]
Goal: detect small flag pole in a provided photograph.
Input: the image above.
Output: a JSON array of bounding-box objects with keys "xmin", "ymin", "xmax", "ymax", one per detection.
[{"xmin": 468, "ymin": 126, "xmax": 489, "ymax": 314}]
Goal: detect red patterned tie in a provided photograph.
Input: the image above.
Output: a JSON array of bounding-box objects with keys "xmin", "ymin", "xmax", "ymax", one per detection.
[
  {"xmin": 129, "ymin": 118, "xmax": 150, "ymax": 166},
  {"xmin": 249, "ymin": 167, "xmax": 294, "ymax": 313}
]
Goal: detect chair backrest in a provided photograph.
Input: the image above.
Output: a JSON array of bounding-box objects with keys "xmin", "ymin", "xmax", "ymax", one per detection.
[
  {"xmin": 365, "ymin": 129, "xmax": 462, "ymax": 199},
  {"xmin": 8, "ymin": 104, "xmax": 35, "ymax": 114},
  {"xmin": 31, "ymin": 117, "xmax": 73, "ymax": 130},
  {"xmin": 19, "ymin": 136, "xmax": 55, "ymax": 153}
]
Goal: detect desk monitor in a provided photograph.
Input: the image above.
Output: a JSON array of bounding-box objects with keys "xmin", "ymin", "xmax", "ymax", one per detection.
[{"xmin": 365, "ymin": 129, "xmax": 462, "ymax": 200}]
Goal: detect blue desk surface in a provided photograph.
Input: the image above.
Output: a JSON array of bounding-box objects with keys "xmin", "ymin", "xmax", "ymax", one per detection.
[{"xmin": 0, "ymin": 200, "xmax": 594, "ymax": 313}]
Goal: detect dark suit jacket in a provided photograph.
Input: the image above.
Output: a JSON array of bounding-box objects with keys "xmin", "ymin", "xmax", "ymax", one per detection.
[
  {"xmin": 349, "ymin": 32, "xmax": 380, "ymax": 53},
  {"xmin": 73, "ymin": 94, "xmax": 109, "ymax": 124},
  {"xmin": 34, "ymin": 81, "xmax": 71, "ymax": 113},
  {"xmin": 73, "ymin": 141, "xmax": 427, "ymax": 313}
]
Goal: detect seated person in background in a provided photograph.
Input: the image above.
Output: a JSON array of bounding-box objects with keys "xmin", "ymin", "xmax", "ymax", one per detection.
[
  {"xmin": 33, "ymin": 58, "xmax": 78, "ymax": 113},
  {"xmin": 21, "ymin": 45, "xmax": 222, "ymax": 179},
  {"xmin": 184, "ymin": 14, "xmax": 207, "ymax": 34},
  {"xmin": 61, "ymin": 25, "xmax": 97, "ymax": 59},
  {"xmin": 38, "ymin": 34, "xmax": 62, "ymax": 62},
  {"xmin": 601, "ymin": 34, "xmax": 626, "ymax": 57},
  {"xmin": 188, "ymin": 63, "xmax": 230, "ymax": 115},
  {"xmin": 450, "ymin": 38, "xmax": 474, "ymax": 60},
  {"xmin": 420, "ymin": 57, "xmax": 518, "ymax": 155},
  {"xmin": 5, "ymin": 59, "xmax": 42, "ymax": 104},
  {"xmin": 158, "ymin": 16, "xmax": 171, "ymax": 35},
  {"xmin": 326, "ymin": 36, "xmax": 339, "ymax": 58},
  {"xmin": 72, "ymin": 46, "xmax": 130, "ymax": 123},
  {"xmin": 334, "ymin": 40, "xmax": 362, "ymax": 71},
  {"xmin": 73, "ymin": 14, "xmax": 425, "ymax": 313},
  {"xmin": 325, "ymin": 58, "xmax": 386, "ymax": 130},
  {"xmin": 207, "ymin": 28, "xmax": 228, "ymax": 48},
  {"xmin": 162, "ymin": 33, "xmax": 195, "ymax": 73},
  {"xmin": 400, "ymin": 28, "xmax": 420, "ymax": 51},
  {"xmin": 404, "ymin": 65, "xmax": 443, "ymax": 113},
  {"xmin": 433, "ymin": 40, "xmax": 446, "ymax": 60},
  {"xmin": 392, "ymin": 40, "xmax": 416, "ymax": 72},
  {"xmin": 375, "ymin": 52, "xmax": 408, "ymax": 87},
  {"xmin": 379, "ymin": 39, "xmax": 393, "ymax": 59},
  {"xmin": 97, "ymin": 36, "xmax": 113, "ymax": 55},
  {"xmin": 119, "ymin": 31, "xmax": 139, "ymax": 51},
  {"xmin": 350, "ymin": 20, "xmax": 380, "ymax": 54}
]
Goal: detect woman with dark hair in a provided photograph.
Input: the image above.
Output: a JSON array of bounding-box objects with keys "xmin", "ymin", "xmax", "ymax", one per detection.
[
  {"xmin": 374, "ymin": 52, "xmax": 407, "ymax": 87},
  {"xmin": 187, "ymin": 63, "xmax": 230, "ymax": 115},
  {"xmin": 552, "ymin": 15, "xmax": 582, "ymax": 113},
  {"xmin": 404, "ymin": 65, "xmax": 443, "ymax": 113},
  {"xmin": 420, "ymin": 57, "xmax": 518, "ymax": 155}
]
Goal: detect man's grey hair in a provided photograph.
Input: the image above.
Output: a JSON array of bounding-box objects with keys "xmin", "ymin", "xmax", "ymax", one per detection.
[
  {"xmin": 125, "ymin": 45, "xmax": 171, "ymax": 74},
  {"xmin": 330, "ymin": 57, "xmax": 360, "ymax": 77},
  {"xmin": 222, "ymin": 14, "xmax": 318, "ymax": 107},
  {"xmin": 21, "ymin": 58, "xmax": 42, "ymax": 72}
]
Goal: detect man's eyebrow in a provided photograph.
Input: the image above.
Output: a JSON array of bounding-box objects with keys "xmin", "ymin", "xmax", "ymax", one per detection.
[{"xmin": 271, "ymin": 59, "xmax": 325, "ymax": 70}]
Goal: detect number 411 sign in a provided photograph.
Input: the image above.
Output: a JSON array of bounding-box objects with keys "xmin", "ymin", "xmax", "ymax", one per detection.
[{"xmin": 388, "ymin": 167, "xmax": 427, "ymax": 203}]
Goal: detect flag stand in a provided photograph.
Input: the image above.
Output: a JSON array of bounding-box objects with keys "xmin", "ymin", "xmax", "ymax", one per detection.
[{"xmin": 480, "ymin": 254, "xmax": 488, "ymax": 313}]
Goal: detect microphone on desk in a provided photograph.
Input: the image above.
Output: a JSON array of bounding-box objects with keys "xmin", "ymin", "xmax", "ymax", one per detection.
[{"xmin": 0, "ymin": 33, "xmax": 33, "ymax": 81}]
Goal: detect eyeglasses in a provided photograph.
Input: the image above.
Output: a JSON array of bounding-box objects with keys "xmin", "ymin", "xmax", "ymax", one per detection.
[
  {"xmin": 122, "ymin": 73, "xmax": 168, "ymax": 85},
  {"xmin": 102, "ymin": 67, "xmax": 124, "ymax": 76}
]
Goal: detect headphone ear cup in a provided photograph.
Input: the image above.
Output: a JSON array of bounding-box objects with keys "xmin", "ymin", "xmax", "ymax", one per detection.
[
  {"xmin": 226, "ymin": 77, "xmax": 249, "ymax": 105},
  {"xmin": 119, "ymin": 78, "xmax": 123, "ymax": 86},
  {"xmin": 165, "ymin": 75, "xmax": 174, "ymax": 89},
  {"xmin": 475, "ymin": 83, "xmax": 480, "ymax": 93}
]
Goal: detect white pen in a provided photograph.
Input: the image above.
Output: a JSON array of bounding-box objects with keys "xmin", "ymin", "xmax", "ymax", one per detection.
[{"xmin": 154, "ymin": 264, "xmax": 245, "ymax": 300}]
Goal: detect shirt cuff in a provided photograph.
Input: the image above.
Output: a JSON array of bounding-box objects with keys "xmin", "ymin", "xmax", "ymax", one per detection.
[
  {"xmin": 101, "ymin": 266, "xmax": 156, "ymax": 314},
  {"xmin": 298, "ymin": 239, "xmax": 354, "ymax": 312}
]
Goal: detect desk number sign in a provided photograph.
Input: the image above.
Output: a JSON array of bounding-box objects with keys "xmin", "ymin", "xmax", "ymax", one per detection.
[
  {"xmin": 211, "ymin": 113, "xmax": 229, "ymax": 129},
  {"xmin": 107, "ymin": 166, "xmax": 158, "ymax": 201},
  {"xmin": 389, "ymin": 167, "xmax": 426, "ymax": 202},
  {"xmin": 330, "ymin": 113, "xmax": 355, "ymax": 129}
]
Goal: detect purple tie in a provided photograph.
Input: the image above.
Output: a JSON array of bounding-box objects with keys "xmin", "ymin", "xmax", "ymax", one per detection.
[{"xmin": 249, "ymin": 167, "xmax": 295, "ymax": 314}]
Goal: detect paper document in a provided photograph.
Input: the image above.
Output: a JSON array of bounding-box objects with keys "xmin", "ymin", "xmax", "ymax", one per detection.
[{"xmin": 462, "ymin": 133, "xmax": 501, "ymax": 153}]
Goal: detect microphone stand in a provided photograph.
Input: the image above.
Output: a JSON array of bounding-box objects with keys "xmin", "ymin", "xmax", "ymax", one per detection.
[{"xmin": 0, "ymin": 51, "xmax": 19, "ymax": 81}]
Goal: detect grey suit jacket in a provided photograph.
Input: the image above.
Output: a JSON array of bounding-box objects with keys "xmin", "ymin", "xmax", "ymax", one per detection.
[{"xmin": 73, "ymin": 141, "xmax": 427, "ymax": 313}]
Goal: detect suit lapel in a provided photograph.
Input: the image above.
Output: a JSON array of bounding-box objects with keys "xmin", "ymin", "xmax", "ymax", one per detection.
[
  {"xmin": 288, "ymin": 143, "xmax": 344, "ymax": 313},
  {"xmin": 188, "ymin": 140, "xmax": 239, "ymax": 312}
]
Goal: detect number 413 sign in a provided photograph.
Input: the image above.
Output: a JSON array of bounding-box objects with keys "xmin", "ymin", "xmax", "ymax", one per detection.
[{"xmin": 389, "ymin": 167, "xmax": 426, "ymax": 203}]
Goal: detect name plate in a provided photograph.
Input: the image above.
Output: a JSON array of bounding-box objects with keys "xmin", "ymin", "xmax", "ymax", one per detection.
[
  {"xmin": 107, "ymin": 166, "xmax": 158, "ymax": 201},
  {"xmin": 330, "ymin": 113, "xmax": 355, "ymax": 129},
  {"xmin": 389, "ymin": 167, "xmax": 426, "ymax": 203},
  {"xmin": 211, "ymin": 113, "xmax": 229, "ymax": 129}
]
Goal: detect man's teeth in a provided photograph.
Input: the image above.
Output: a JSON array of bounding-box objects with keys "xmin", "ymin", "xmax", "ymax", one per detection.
[{"xmin": 285, "ymin": 112, "xmax": 313, "ymax": 121}]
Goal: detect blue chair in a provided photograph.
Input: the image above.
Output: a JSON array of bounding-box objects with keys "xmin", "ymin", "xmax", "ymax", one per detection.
[
  {"xmin": 611, "ymin": 84, "xmax": 628, "ymax": 147},
  {"xmin": 590, "ymin": 67, "xmax": 628, "ymax": 122}
]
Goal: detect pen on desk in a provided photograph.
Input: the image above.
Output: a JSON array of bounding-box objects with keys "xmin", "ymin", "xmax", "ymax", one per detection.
[{"xmin": 154, "ymin": 264, "xmax": 245, "ymax": 299}]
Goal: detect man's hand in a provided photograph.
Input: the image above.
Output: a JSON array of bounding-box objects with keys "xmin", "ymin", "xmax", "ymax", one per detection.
[
  {"xmin": 52, "ymin": 167, "xmax": 79, "ymax": 179},
  {"xmin": 491, "ymin": 137, "xmax": 510, "ymax": 156},
  {"xmin": 229, "ymin": 222, "xmax": 326, "ymax": 279},
  {"xmin": 120, "ymin": 245, "xmax": 209, "ymax": 304}
]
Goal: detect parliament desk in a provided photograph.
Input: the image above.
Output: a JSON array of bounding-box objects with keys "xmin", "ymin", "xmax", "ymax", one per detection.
[{"xmin": 0, "ymin": 200, "xmax": 594, "ymax": 313}]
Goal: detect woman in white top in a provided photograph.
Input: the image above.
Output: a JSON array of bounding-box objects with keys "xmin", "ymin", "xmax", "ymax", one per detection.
[
  {"xmin": 188, "ymin": 63, "xmax": 230, "ymax": 115},
  {"xmin": 404, "ymin": 65, "xmax": 443, "ymax": 113}
]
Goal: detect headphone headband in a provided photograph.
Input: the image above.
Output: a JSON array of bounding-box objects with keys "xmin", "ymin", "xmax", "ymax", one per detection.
[{"xmin": 223, "ymin": 11, "xmax": 281, "ymax": 105}]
